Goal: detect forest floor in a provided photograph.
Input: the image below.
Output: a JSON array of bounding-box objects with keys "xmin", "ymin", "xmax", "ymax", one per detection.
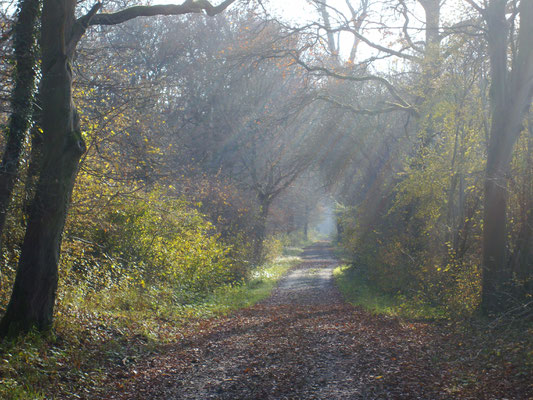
[{"xmin": 97, "ymin": 242, "xmax": 532, "ymax": 400}]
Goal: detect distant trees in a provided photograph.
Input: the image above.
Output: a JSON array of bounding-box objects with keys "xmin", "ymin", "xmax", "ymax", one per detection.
[
  {"xmin": 185, "ymin": 56, "xmax": 320, "ymax": 260},
  {"xmin": 79, "ymin": 12, "xmax": 323, "ymax": 259}
]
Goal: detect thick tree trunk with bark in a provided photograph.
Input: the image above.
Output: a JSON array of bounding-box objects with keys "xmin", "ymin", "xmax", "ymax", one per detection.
[
  {"xmin": 418, "ymin": 0, "xmax": 440, "ymax": 52},
  {"xmin": 22, "ymin": 122, "xmax": 44, "ymax": 219},
  {"xmin": 0, "ymin": 0, "xmax": 86, "ymax": 336},
  {"xmin": 481, "ymin": 0, "xmax": 533, "ymax": 314},
  {"xmin": 0, "ymin": 0, "xmax": 40, "ymax": 248},
  {"xmin": 482, "ymin": 122, "xmax": 514, "ymax": 312}
]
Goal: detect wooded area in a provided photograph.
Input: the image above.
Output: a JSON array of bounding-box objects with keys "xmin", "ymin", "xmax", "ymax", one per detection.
[{"xmin": 0, "ymin": 0, "xmax": 531, "ymax": 398}]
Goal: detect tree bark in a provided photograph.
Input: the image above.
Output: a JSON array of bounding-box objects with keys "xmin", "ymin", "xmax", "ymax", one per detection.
[
  {"xmin": 22, "ymin": 121, "xmax": 44, "ymax": 221},
  {"xmin": 481, "ymin": 0, "xmax": 533, "ymax": 314},
  {"xmin": 0, "ymin": 0, "xmax": 40, "ymax": 250},
  {"xmin": 0, "ymin": 0, "xmax": 86, "ymax": 336},
  {"xmin": 418, "ymin": 0, "xmax": 440, "ymax": 52}
]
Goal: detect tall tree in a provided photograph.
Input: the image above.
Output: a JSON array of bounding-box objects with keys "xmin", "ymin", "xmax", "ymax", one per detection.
[{"xmin": 481, "ymin": 0, "xmax": 533, "ymax": 313}]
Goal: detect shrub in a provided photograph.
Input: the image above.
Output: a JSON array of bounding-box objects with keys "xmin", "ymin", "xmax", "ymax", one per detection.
[{"xmin": 62, "ymin": 185, "xmax": 235, "ymax": 295}]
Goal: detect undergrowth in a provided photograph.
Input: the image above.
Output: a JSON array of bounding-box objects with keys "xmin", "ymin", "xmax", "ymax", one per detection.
[
  {"xmin": 0, "ymin": 254, "xmax": 301, "ymax": 399},
  {"xmin": 333, "ymin": 264, "xmax": 447, "ymax": 320},
  {"xmin": 334, "ymin": 264, "xmax": 533, "ymax": 396}
]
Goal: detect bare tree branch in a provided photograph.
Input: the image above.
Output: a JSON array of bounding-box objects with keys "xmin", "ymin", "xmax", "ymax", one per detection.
[
  {"xmin": 398, "ymin": 0, "xmax": 424, "ymax": 54},
  {"xmin": 344, "ymin": 0, "xmax": 368, "ymax": 62},
  {"xmin": 464, "ymin": 0, "xmax": 485, "ymax": 15},
  {"xmin": 306, "ymin": 0, "xmax": 421, "ymax": 62},
  {"xmin": 293, "ymin": 55, "xmax": 416, "ymax": 115},
  {"xmin": 315, "ymin": 95, "xmax": 399, "ymax": 115},
  {"xmin": 88, "ymin": 0, "xmax": 236, "ymax": 26},
  {"xmin": 68, "ymin": 2, "xmax": 102, "ymax": 56}
]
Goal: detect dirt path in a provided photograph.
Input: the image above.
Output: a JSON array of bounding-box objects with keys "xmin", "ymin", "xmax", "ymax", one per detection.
[
  {"xmin": 262, "ymin": 243, "xmax": 342, "ymax": 306},
  {"xmin": 104, "ymin": 243, "xmax": 458, "ymax": 399}
]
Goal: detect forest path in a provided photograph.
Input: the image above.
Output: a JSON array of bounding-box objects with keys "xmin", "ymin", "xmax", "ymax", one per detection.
[{"xmin": 108, "ymin": 243, "xmax": 448, "ymax": 399}]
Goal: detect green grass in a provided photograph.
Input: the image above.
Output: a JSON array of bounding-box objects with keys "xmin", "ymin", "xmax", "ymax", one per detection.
[
  {"xmin": 212, "ymin": 256, "xmax": 297, "ymax": 309},
  {"xmin": 333, "ymin": 264, "xmax": 446, "ymax": 320},
  {"xmin": 0, "ymin": 254, "xmax": 301, "ymax": 399}
]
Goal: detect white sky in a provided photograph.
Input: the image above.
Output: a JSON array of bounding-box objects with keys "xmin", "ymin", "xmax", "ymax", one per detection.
[
  {"xmin": 259, "ymin": 0, "xmax": 468, "ymax": 69},
  {"xmin": 260, "ymin": 0, "xmax": 419, "ymax": 65}
]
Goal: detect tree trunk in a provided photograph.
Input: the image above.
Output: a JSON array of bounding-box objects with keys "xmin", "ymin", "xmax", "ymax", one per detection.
[
  {"xmin": 481, "ymin": 0, "xmax": 533, "ymax": 314},
  {"xmin": 418, "ymin": 0, "xmax": 440, "ymax": 53},
  {"xmin": 0, "ymin": 0, "xmax": 85, "ymax": 336},
  {"xmin": 253, "ymin": 195, "xmax": 271, "ymax": 264},
  {"xmin": 482, "ymin": 135, "xmax": 513, "ymax": 312},
  {"xmin": 0, "ymin": 0, "xmax": 40, "ymax": 249},
  {"xmin": 22, "ymin": 121, "xmax": 44, "ymax": 221},
  {"xmin": 509, "ymin": 123, "xmax": 533, "ymax": 300},
  {"xmin": 303, "ymin": 203, "xmax": 309, "ymax": 241},
  {"xmin": 317, "ymin": 1, "xmax": 337, "ymax": 57}
]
